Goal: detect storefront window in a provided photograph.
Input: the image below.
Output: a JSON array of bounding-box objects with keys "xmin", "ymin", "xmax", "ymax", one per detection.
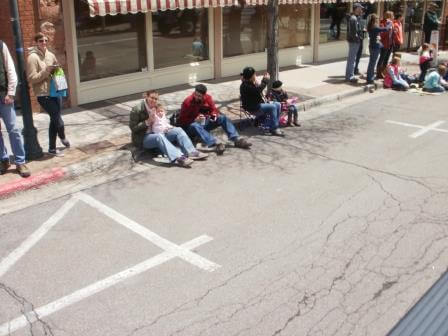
[
  {"xmin": 152, "ymin": 9, "xmax": 209, "ymax": 69},
  {"xmin": 74, "ymin": 1, "xmax": 147, "ymax": 82},
  {"xmin": 320, "ymin": 2, "xmax": 349, "ymax": 43},
  {"xmin": 279, "ymin": 4, "xmax": 311, "ymax": 48},
  {"xmin": 223, "ymin": 6, "xmax": 268, "ymax": 57}
]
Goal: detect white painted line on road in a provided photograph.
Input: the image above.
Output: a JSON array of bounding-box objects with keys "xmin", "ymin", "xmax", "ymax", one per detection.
[
  {"xmin": 0, "ymin": 197, "xmax": 78, "ymax": 278},
  {"xmin": 75, "ymin": 192, "xmax": 220, "ymax": 272},
  {"xmin": 385, "ymin": 120, "xmax": 448, "ymax": 138},
  {"xmin": 0, "ymin": 235, "xmax": 214, "ymax": 336}
]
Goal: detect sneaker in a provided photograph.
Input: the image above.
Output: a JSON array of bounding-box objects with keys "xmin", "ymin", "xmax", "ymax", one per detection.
[
  {"xmin": 270, "ymin": 129, "xmax": 285, "ymax": 137},
  {"xmin": 61, "ymin": 138, "xmax": 71, "ymax": 148},
  {"xmin": 16, "ymin": 164, "xmax": 31, "ymax": 178},
  {"xmin": 0, "ymin": 158, "xmax": 11, "ymax": 175},
  {"xmin": 189, "ymin": 151, "xmax": 208, "ymax": 160},
  {"xmin": 175, "ymin": 156, "xmax": 193, "ymax": 168},
  {"xmin": 293, "ymin": 121, "xmax": 301, "ymax": 127},
  {"xmin": 349, "ymin": 77, "xmax": 359, "ymax": 83},
  {"xmin": 234, "ymin": 138, "xmax": 252, "ymax": 149},
  {"xmin": 216, "ymin": 143, "xmax": 226, "ymax": 155},
  {"xmin": 48, "ymin": 149, "xmax": 65, "ymax": 157}
]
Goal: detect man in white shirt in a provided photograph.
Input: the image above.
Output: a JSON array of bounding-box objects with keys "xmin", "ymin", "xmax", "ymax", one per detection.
[{"xmin": 0, "ymin": 40, "xmax": 30, "ymax": 177}]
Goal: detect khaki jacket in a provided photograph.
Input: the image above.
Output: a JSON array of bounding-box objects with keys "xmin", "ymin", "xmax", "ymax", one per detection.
[{"xmin": 26, "ymin": 47, "xmax": 58, "ymax": 97}]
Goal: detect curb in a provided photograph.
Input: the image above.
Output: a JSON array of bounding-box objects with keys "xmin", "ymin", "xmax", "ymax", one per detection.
[
  {"xmin": 0, "ymin": 150, "xmax": 134, "ymax": 200},
  {"xmin": 298, "ymin": 86, "xmax": 368, "ymax": 112}
]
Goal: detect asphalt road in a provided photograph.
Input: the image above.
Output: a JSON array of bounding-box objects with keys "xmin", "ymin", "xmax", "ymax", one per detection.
[{"xmin": 1, "ymin": 91, "xmax": 448, "ymax": 336}]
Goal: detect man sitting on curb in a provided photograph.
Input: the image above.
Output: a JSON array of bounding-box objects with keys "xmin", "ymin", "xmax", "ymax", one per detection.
[
  {"xmin": 129, "ymin": 90, "xmax": 208, "ymax": 168},
  {"xmin": 0, "ymin": 40, "xmax": 30, "ymax": 177},
  {"xmin": 178, "ymin": 84, "xmax": 252, "ymax": 155}
]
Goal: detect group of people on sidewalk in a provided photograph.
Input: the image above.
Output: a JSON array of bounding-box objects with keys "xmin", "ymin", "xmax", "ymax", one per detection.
[
  {"xmin": 130, "ymin": 67, "xmax": 301, "ymax": 168},
  {"xmin": 1, "ymin": 32, "xmax": 71, "ymax": 178},
  {"xmin": 346, "ymin": 2, "xmax": 448, "ymax": 93}
]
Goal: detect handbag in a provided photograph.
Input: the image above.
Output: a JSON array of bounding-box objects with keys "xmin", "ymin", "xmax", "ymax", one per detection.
[
  {"xmin": 52, "ymin": 67, "xmax": 68, "ymax": 91},
  {"xmin": 50, "ymin": 77, "xmax": 67, "ymax": 98}
]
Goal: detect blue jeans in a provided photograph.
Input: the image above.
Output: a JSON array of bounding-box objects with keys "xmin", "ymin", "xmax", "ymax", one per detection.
[
  {"xmin": 258, "ymin": 102, "xmax": 281, "ymax": 131},
  {"xmin": 346, "ymin": 42, "xmax": 360, "ymax": 80},
  {"xmin": 143, "ymin": 127, "xmax": 196, "ymax": 162},
  {"xmin": 354, "ymin": 39, "xmax": 364, "ymax": 73},
  {"xmin": 0, "ymin": 101, "xmax": 26, "ymax": 165},
  {"xmin": 367, "ymin": 47, "xmax": 381, "ymax": 82},
  {"xmin": 187, "ymin": 114, "xmax": 239, "ymax": 147},
  {"xmin": 37, "ymin": 96, "xmax": 66, "ymax": 151},
  {"xmin": 424, "ymin": 86, "xmax": 445, "ymax": 93}
]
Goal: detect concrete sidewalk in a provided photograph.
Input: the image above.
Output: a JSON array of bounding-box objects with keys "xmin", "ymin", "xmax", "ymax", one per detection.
[{"xmin": 0, "ymin": 52, "xmax": 443, "ymax": 198}]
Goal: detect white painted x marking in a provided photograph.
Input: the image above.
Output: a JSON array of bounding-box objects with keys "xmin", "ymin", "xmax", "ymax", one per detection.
[{"xmin": 386, "ymin": 120, "xmax": 448, "ymax": 138}]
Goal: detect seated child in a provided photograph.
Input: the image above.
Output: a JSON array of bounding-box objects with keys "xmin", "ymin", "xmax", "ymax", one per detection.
[
  {"xmin": 267, "ymin": 80, "xmax": 300, "ymax": 127},
  {"xmin": 384, "ymin": 57, "xmax": 410, "ymax": 91},
  {"xmin": 419, "ymin": 43, "xmax": 433, "ymax": 82},
  {"xmin": 423, "ymin": 65, "xmax": 447, "ymax": 93}
]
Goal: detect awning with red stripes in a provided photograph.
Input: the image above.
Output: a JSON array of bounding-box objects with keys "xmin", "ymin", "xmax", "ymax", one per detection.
[{"xmin": 87, "ymin": 0, "xmax": 393, "ymax": 17}]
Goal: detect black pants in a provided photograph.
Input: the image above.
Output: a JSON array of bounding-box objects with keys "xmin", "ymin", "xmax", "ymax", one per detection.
[
  {"xmin": 37, "ymin": 96, "xmax": 66, "ymax": 151},
  {"xmin": 377, "ymin": 47, "xmax": 393, "ymax": 69},
  {"xmin": 424, "ymin": 30, "xmax": 431, "ymax": 44}
]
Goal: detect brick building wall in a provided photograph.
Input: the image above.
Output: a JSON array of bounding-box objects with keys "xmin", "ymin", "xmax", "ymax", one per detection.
[{"xmin": 0, "ymin": 0, "xmax": 67, "ymax": 112}]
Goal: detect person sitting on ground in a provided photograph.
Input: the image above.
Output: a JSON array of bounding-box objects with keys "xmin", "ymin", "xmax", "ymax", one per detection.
[
  {"xmin": 240, "ymin": 67, "xmax": 283, "ymax": 136},
  {"xmin": 384, "ymin": 57, "xmax": 410, "ymax": 91},
  {"xmin": 418, "ymin": 43, "xmax": 434, "ymax": 83},
  {"xmin": 423, "ymin": 65, "xmax": 447, "ymax": 93},
  {"xmin": 267, "ymin": 80, "xmax": 300, "ymax": 127},
  {"xmin": 129, "ymin": 90, "xmax": 208, "ymax": 168},
  {"xmin": 178, "ymin": 84, "xmax": 252, "ymax": 155}
]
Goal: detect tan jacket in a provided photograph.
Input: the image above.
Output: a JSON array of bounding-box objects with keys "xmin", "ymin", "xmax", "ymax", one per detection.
[{"xmin": 26, "ymin": 47, "xmax": 58, "ymax": 97}]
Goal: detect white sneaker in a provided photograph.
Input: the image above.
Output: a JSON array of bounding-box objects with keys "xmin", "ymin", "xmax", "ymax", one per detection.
[{"xmin": 48, "ymin": 149, "xmax": 64, "ymax": 157}]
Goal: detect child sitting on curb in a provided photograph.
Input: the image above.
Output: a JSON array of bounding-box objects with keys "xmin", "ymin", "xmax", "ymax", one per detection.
[
  {"xmin": 267, "ymin": 80, "xmax": 300, "ymax": 127},
  {"xmin": 418, "ymin": 43, "xmax": 434, "ymax": 82},
  {"xmin": 384, "ymin": 57, "xmax": 410, "ymax": 91},
  {"xmin": 423, "ymin": 65, "xmax": 447, "ymax": 93}
]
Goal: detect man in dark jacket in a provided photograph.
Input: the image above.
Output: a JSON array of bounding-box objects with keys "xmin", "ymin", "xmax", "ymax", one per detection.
[
  {"xmin": 179, "ymin": 84, "xmax": 251, "ymax": 155},
  {"xmin": 239, "ymin": 67, "xmax": 283, "ymax": 136},
  {"xmin": 423, "ymin": 2, "xmax": 440, "ymax": 44},
  {"xmin": 345, "ymin": 3, "xmax": 364, "ymax": 82}
]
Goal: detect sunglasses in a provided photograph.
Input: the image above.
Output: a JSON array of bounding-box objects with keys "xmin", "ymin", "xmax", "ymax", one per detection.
[{"xmin": 38, "ymin": 39, "xmax": 48, "ymax": 43}]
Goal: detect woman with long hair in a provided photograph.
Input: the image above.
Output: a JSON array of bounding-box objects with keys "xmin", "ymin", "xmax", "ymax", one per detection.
[{"xmin": 366, "ymin": 14, "xmax": 392, "ymax": 84}]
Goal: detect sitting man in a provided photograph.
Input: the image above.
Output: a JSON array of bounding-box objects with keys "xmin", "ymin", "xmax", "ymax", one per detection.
[
  {"xmin": 178, "ymin": 84, "xmax": 252, "ymax": 155},
  {"xmin": 129, "ymin": 90, "xmax": 208, "ymax": 168},
  {"xmin": 240, "ymin": 67, "xmax": 283, "ymax": 136}
]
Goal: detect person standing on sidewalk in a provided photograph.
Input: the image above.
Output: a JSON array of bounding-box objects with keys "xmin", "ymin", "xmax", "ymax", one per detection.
[
  {"xmin": 345, "ymin": 3, "xmax": 364, "ymax": 82},
  {"xmin": 0, "ymin": 40, "xmax": 30, "ymax": 177},
  {"xmin": 27, "ymin": 33, "xmax": 70, "ymax": 157},
  {"xmin": 423, "ymin": 2, "xmax": 440, "ymax": 44},
  {"xmin": 130, "ymin": 90, "xmax": 208, "ymax": 168},
  {"xmin": 376, "ymin": 11, "xmax": 395, "ymax": 79},
  {"xmin": 179, "ymin": 84, "xmax": 252, "ymax": 155},
  {"xmin": 354, "ymin": 6, "xmax": 366, "ymax": 76},
  {"xmin": 366, "ymin": 14, "xmax": 392, "ymax": 84}
]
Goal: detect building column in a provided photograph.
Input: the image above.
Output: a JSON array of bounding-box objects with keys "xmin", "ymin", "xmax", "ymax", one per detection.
[{"xmin": 213, "ymin": 7, "xmax": 222, "ymax": 79}]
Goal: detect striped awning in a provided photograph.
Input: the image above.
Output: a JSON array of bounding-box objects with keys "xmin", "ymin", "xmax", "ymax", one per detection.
[{"xmin": 88, "ymin": 0, "xmax": 393, "ymax": 16}]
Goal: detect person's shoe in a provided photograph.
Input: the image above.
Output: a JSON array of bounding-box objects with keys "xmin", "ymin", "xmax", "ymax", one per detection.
[
  {"xmin": 0, "ymin": 158, "xmax": 11, "ymax": 175},
  {"xmin": 286, "ymin": 121, "xmax": 294, "ymax": 127},
  {"xmin": 61, "ymin": 138, "xmax": 71, "ymax": 148},
  {"xmin": 216, "ymin": 143, "xmax": 226, "ymax": 155},
  {"xmin": 175, "ymin": 156, "xmax": 193, "ymax": 168},
  {"xmin": 16, "ymin": 164, "xmax": 31, "ymax": 178},
  {"xmin": 354, "ymin": 69, "xmax": 360, "ymax": 75},
  {"xmin": 349, "ymin": 77, "xmax": 359, "ymax": 83},
  {"xmin": 189, "ymin": 151, "xmax": 208, "ymax": 160},
  {"xmin": 293, "ymin": 121, "xmax": 301, "ymax": 127},
  {"xmin": 271, "ymin": 129, "xmax": 285, "ymax": 137},
  {"xmin": 48, "ymin": 149, "xmax": 65, "ymax": 157},
  {"xmin": 234, "ymin": 138, "xmax": 252, "ymax": 149}
]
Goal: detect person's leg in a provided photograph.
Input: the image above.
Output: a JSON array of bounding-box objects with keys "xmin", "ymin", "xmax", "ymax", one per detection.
[
  {"xmin": 345, "ymin": 42, "xmax": 360, "ymax": 80},
  {"xmin": 165, "ymin": 127, "xmax": 196, "ymax": 155},
  {"xmin": 187, "ymin": 122, "xmax": 216, "ymax": 147},
  {"xmin": 259, "ymin": 103, "xmax": 280, "ymax": 131},
  {"xmin": 0, "ymin": 101, "xmax": 26, "ymax": 165},
  {"xmin": 336, "ymin": 22, "xmax": 341, "ymax": 40},
  {"xmin": 212, "ymin": 114, "xmax": 240, "ymax": 141},
  {"xmin": 427, "ymin": 86, "xmax": 445, "ymax": 93},
  {"xmin": 354, "ymin": 39, "xmax": 363, "ymax": 75},
  {"xmin": 424, "ymin": 30, "xmax": 431, "ymax": 44},
  {"xmin": 367, "ymin": 47, "xmax": 380, "ymax": 83},
  {"xmin": 382, "ymin": 48, "xmax": 392, "ymax": 68},
  {"xmin": 142, "ymin": 132, "xmax": 183, "ymax": 162},
  {"xmin": 37, "ymin": 96, "xmax": 61, "ymax": 151}
]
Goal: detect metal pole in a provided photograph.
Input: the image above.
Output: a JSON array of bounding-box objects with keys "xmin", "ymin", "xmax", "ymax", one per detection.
[{"xmin": 9, "ymin": 0, "xmax": 43, "ymax": 160}]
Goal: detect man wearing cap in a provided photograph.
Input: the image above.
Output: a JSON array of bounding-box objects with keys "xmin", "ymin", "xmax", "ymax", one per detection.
[
  {"xmin": 240, "ymin": 67, "xmax": 284, "ymax": 136},
  {"xmin": 179, "ymin": 84, "xmax": 252, "ymax": 155},
  {"xmin": 345, "ymin": 3, "xmax": 364, "ymax": 82},
  {"xmin": 423, "ymin": 2, "xmax": 440, "ymax": 44},
  {"xmin": 0, "ymin": 40, "xmax": 30, "ymax": 177}
]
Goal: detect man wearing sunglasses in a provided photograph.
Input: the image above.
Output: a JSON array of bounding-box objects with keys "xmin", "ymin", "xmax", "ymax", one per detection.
[
  {"xmin": 178, "ymin": 84, "xmax": 252, "ymax": 155},
  {"xmin": 0, "ymin": 40, "xmax": 30, "ymax": 177}
]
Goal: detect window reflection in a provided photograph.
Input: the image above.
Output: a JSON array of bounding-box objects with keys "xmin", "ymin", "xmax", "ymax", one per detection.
[
  {"xmin": 279, "ymin": 4, "xmax": 311, "ymax": 48},
  {"xmin": 74, "ymin": 1, "xmax": 147, "ymax": 82},
  {"xmin": 320, "ymin": 2, "xmax": 349, "ymax": 43},
  {"xmin": 152, "ymin": 9, "xmax": 209, "ymax": 69}
]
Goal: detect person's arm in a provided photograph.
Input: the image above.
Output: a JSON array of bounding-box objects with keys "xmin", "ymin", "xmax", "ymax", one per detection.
[
  {"xmin": 2, "ymin": 43, "xmax": 17, "ymax": 97},
  {"xmin": 129, "ymin": 104, "xmax": 148, "ymax": 133},
  {"xmin": 26, "ymin": 54, "xmax": 53, "ymax": 84},
  {"xmin": 387, "ymin": 66, "xmax": 400, "ymax": 84},
  {"xmin": 206, "ymin": 95, "xmax": 219, "ymax": 117}
]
